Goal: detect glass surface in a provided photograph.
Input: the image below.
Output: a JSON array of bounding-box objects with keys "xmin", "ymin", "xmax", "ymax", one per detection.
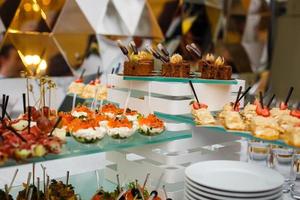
[
  {"xmin": 122, "ymin": 75, "xmax": 238, "ymax": 85},
  {"xmin": 1, "ymin": 128, "xmax": 192, "ymax": 168},
  {"xmin": 155, "ymin": 111, "xmax": 297, "ymax": 149}
]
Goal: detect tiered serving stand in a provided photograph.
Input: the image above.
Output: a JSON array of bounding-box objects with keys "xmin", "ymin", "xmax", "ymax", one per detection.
[
  {"xmin": 104, "ymin": 74, "xmax": 245, "ymax": 199},
  {"xmin": 5, "ymin": 74, "xmax": 298, "ymax": 199}
]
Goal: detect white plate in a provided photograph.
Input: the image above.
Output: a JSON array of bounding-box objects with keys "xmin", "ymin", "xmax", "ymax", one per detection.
[
  {"xmin": 185, "ymin": 177, "xmax": 283, "ymax": 198},
  {"xmin": 185, "ymin": 183, "xmax": 282, "ymax": 200},
  {"xmin": 185, "ymin": 190, "xmax": 283, "ymax": 200},
  {"xmin": 185, "ymin": 190, "xmax": 210, "ymax": 200},
  {"xmin": 185, "ymin": 160, "xmax": 284, "ymax": 193}
]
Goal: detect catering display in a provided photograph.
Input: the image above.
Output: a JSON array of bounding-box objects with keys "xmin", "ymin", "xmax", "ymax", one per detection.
[{"xmin": 190, "ymin": 85, "xmax": 300, "ymax": 147}]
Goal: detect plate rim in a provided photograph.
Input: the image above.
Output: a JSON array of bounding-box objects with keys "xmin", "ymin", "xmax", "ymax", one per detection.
[
  {"xmin": 185, "ymin": 177, "xmax": 283, "ymax": 197},
  {"xmin": 185, "ymin": 181, "xmax": 283, "ymax": 200}
]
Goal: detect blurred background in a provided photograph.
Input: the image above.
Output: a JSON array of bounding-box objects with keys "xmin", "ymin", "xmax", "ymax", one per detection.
[{"xmin": 0, "ymin": 0, "xmax": 299, "ymax": 101}]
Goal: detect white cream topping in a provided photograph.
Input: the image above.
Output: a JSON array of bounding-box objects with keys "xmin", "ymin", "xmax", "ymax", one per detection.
[
  {"xmin": 107, "ymin": 126, "xmax": 136, "ymax": 138},
  {"xmin": 140, "ymin": 124, "xmax": 164, "ymax": 134},
  {"xmin": 71, "ymin": 111, "xmax": 88, "ymax": 118},
  {"xmin": 126, "ymin": 114, "xmax": 138, "ymax": 122},
  {"xmin": 74, "ymin": 127, "xmax": 106, "ymax": 140},
  {"xmin": 51, "ymin": 128, "xmax": 67, "ymax": 141}
]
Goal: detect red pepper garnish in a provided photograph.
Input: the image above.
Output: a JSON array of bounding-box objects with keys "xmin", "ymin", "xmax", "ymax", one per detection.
[
  {"xmin": 291, "ymin": 109, "xmax": 300, "ymax": 119},
  {"xmin": 192, "ymin": 101, "xmax": 208, "ymax": 110},
  {"xmin": 75, "ymin": 79, "xmax": 83, "ymax": 83},
  {"xmin": 256, "ymin": 105, "xmax": 270, "ymax": 117},
  {"xmin": 89, "ymin": 80, "xmax": 95, "ymax": 85}
]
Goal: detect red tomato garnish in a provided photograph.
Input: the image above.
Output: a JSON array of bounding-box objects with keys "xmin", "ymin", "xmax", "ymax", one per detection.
[
  {"xmin": 75, "ymin": 79, "xmax": 83, "ymax": 83},
  {"xmin": 280, "ymin": 102, "xmax": 288, "ymax": 110},
  {"xmin": 89, "ymin": 80, "xmax": 95, "ymax": 85},
  {"xmin": 95, "ymin": 79, "xmax": 100, "ymax": 84},
  {"xmin": 291, "ymin": 110, "xmax": 300, "ymax": 119},
  {"xmin": 256, "ymin": 106, "xmax": 270, "ymax": 117},
  {"xmin": 192, "ymin": 102, "xmax": 208, "ymax": 110}
]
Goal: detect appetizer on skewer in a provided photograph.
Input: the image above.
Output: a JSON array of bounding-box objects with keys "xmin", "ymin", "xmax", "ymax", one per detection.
[{"xmin": 190, "ymin": 101, "xmax": 216, "ymax": 125}]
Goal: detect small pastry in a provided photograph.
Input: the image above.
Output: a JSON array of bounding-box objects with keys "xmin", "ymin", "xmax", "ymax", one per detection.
[
  {"xmin": 251, "ymin": 116, "xmax": 283, "ymax": 140},
  {"xmin": 284, "ymin": 124, "xmax": 300, "ymax": 147},
  {"xmin": 190, "ymin": 101, "xmax": 215, "ymax": 125},
  {"xmin": 67, "ymin": 79, "xmax": 85, "ymax": 95},
  {"xmin": 224, "ymin": 111, "xmax": 246, "ymax": 131}
]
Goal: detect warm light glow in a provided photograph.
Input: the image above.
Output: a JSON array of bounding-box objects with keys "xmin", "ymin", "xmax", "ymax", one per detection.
[
  {"xmin": 36, "ymin": 60, "xmax": 48, "ymax": 75},
  {"xmin": 24, "ymin": 55, "xmax": 34, "ymax": 65},
  {"xmin": 23, "ymin": 3, "xmax": 32, "ymax": 12},
  {"xmin": 39, "ymin": 60, "xmax": 47, "ymax": 71},
  {"xmin": 42, "ymin": 0, "xmax": 51, "ymax": 6},
  {"xmin": 24, "ymin": 54, "xmax": 41, "ymax": 66},
  {"xmin": 32, "ymin": 55, "xmax": 41, "ymax": 65},
  {"xmin": 32, "ymin": 3, "xmax": 40, "ymax": 12}
]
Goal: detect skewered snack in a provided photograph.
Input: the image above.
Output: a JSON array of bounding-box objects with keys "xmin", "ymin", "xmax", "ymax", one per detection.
[
  {"xmin": 48, "ymin": 179, "xmax": 78, "ymax": 200},
  {"xmin": 81, "ymin": 80, "xmax": 107, "ymax": 100},
  {"xmin": 190, "ymin": 101, "xmax": 216, "ymax": 125},
  {"xmin": 92, "ymin": 188, "xmax": 115, "ymax": 200},
  {"xmin": 124, "ymin": 51, "xmax": 154, "ymax": 76},
  {"xmin": 68, "ymin": 78, "xmax": 85, "ymax": 96},
  {"xmin": 138, "ymin": 114, "xmax": 165, "ymax": 136},
  {"xmin": 241, "ymin": 102, "xmax": 258, "ymax": 127},
  {"xmin": 16, "ymin": 184, "xmax": 45, "ymax": 200},
  {"xmin": 0, "ymin": 189, "xmax": 13, "ymax": 200},
  {"xmin": 107, "ymin": 117, "xmax": 137, "ymax": 139},
  {"xmin": 250, "ymin": 114, "xmax": 284, "ymax": 141},
  {"xmin": 199, "ymin": 54, "xmax": 232, "ymax": 80},
  {"xmin": 161, "ymin": 54, "xmax": 190, "ymax": 77}
]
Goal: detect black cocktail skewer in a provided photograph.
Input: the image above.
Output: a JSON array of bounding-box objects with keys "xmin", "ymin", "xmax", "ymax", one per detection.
[
  {"xmin": 267, "ymin": 94, "xmax": 276, "ymax": 109},
  {"xmin": 49, "ymin": 117, "xmax": 62, "ymax": 137},
  {"xmin": 6, "ymin": 127, "xmax": 27, "ymax": 142},
  {"xmin": 188, "ymin": 80, "xmax": 200, "ymax": 103},
  {"xmin": 238, "ymin": 86, "xmax": 252, "ymax": 102},
  {"xmin": 22, "ymin": 93, "xmax": 26, "ymax": 114},
  {"xmin": 285, "ymin": 86, "xmax": 294, "ymax": 106},
  {"xmin": 259, "ymin": 91, "xmax": 264, "ymax": 108},
  {"xmin": 4, "ymin": 95, "xmax": 11, "ymax": 120},
  {"xmin": 233, "ymin": 86, "xmax": 242, "ymax": 110}
]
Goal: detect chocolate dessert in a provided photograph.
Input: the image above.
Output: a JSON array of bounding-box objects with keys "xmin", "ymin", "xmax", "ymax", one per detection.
[
  {"xmin": 123, "ymin": 51, "xmax": 154, "ymax": 76},
  {"xmin": 199, "ymin": 54, "xmax": 232, "ymax": 80},
  {"xmin": 161, "ymin": 54, "xmax": 190, "ymax": 77}
]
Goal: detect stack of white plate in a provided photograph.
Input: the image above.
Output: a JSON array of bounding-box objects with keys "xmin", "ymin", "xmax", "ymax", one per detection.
[{"xmin": 184, "ymin": 161, "xmax": 284, "ymax": 200}]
